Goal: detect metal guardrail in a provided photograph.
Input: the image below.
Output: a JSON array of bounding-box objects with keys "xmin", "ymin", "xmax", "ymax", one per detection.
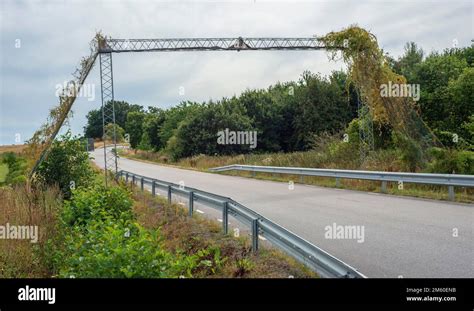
[
  {"xmin": 116, "ymin": 170, "xmax": 366, "ymax": 279},
  {"xmin": 209, "ymin": 165, "xmax": 474, "ymax": 201}
]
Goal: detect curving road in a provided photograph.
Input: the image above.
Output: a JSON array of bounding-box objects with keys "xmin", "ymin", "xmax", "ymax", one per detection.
[{"xmin": 92, "ymin": 148, "xmax": 474, "ymax": 278}]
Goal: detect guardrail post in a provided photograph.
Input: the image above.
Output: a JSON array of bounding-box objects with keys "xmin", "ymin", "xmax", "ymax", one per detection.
[
  {"xmin": 299, "ymin": 175, "xmax": 304, "ymax": 183},
  {"xmin": 125, "ymin": 172, "xmax": 129, "ymax": 184},
  {"xmin": 140, "ymin": 177, "xmax": 144, "ymax": 191},
  {"xmin": 222, "ymin": 202, "xmax": 229, "ymax": 234},
  {"xmin": 151, "ymin": 181, "xmax": 156, "ymax": 197},
  {"xmin": 448, "ymin": 186, "xmax": 455, "ymax": 201},
  {"xmin": 251, "ymin": 219, "xmax": 259, "ymax": 253},
  {"xmin": 336, "ymin": 177, "xmax": 341, "ymax": 188},
  {"xmin": 167, "ymin": 185, "xmax": 172, "ymax": 204},
  {"xmin": 132, "ymin": 175, "xmax": 135, "ymax": 187},
  {"xmin": 188, "ymin": 191, "xmax": 194, "ymax": 216},
  {"xmin": 381, "ymin": 181, "xmax": 387, "ymax": 193}
]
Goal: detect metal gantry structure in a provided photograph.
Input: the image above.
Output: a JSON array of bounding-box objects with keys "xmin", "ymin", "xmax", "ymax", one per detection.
[
  {"xmin": 99, "ymin": 52, "xmax": 118, "ymax": 185},
  {"xmin": 96, "ymin": 36, "xmax": 372, "ymax": 181}
]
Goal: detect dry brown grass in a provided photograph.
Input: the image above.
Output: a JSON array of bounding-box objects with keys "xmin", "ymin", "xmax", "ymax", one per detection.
[
  {"xmin": 120, "ymin": 149, "xmax": 474, "ymax": 203},
  {"xmin": 0, "ymin": 144, "xmax": 27, "ymax": 154},
  {"xmin": 130, "ymin": 185, "xmax": 316, "ymax": 278},
  {"xmin": 0, "ymin": 184, "xmax": 62, "ymax": 277}
]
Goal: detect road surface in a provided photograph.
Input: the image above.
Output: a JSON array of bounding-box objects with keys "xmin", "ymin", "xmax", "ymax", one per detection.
[{"xmin": 92, "ymin": 148, "xmax": 474, "ymax": 278}]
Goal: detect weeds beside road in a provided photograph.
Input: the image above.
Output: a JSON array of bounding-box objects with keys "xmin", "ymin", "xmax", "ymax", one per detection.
[{"xmin": 119, "ymin": 149, "xmax": 474, "ymax": 203}]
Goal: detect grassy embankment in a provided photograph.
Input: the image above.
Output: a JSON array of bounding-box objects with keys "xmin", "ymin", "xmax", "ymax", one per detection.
[{"xmin": 118, "ymin": 149, "xmax": 474, "ymax": 203}]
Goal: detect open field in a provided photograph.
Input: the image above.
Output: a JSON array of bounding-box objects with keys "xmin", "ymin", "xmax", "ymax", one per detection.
[{"xmin": 0, "ymin": 144, "xmax": 26, "ymax": 154}]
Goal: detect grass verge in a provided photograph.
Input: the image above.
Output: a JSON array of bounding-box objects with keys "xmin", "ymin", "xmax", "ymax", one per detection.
[
  {"xmin": 130, "ymin": 183, "xmax": 316, "ymax": 278},
  {"xmin": 119, "ymin": 149, "xmax": 474, "ymax": 203}
]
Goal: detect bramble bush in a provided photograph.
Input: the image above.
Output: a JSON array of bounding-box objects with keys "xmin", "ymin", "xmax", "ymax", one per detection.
[
  {"xmin": 36, "ymin": 131, "xmax": 93, "ymax": 198},
  {"xmin": 59, "ymin": 217, "xmax": 182, "ymax": 278},
  {"xmin": 426, "ymin": 147, "xmax": 474, "ymax": 174},
  {"xmin": 62, "ymin": 183, "xmax": 133, "ymax": 226},
  {"xmin": 52, "ymin": 181, "xmax": 223, "ymax": 278}
]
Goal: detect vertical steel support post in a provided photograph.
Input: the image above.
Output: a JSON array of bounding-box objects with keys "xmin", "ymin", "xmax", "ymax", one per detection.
[
  {"xmin": 222, "ymin": 202, "xmax": 229, "ymax": 234},
  {"xmin": 188, "ymin": 191, "xmax": 194, "ymax": 217},
  {"xmin": 448, "ymin": 186, "xmax": 455, "ymax": 201},
  {"xmin": 99, "ymin": 52, "xmax": 118, "ymax": 186},
  {"xmin": 251, "ymin": 219, "xmax": 259, "ymax": 252}
]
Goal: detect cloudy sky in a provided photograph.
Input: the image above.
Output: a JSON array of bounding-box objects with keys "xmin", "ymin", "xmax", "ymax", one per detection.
[{"xmin": 0, "ymin": 0, "xmax": 472, "ymax": 145}]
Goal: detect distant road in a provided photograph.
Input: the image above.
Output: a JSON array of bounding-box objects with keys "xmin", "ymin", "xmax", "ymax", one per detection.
[{"xmin": 92, "ymin": 149, "xmax": 474, "ymax": 278}]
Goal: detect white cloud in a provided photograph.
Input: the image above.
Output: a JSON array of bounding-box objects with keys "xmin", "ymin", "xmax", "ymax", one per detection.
[{"xmin": 0, "ymin": 0, "xmax": 472, "ymax": 144}]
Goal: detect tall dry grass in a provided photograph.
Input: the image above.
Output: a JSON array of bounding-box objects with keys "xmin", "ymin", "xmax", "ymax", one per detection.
[{"xmin": 0, "ymin": 184, "xmax": 62, "ymax": 277}]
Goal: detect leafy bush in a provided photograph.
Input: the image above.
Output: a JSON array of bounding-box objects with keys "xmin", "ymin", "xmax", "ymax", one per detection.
[
  {"xmin": 58, "ymin": 218, "xmax": 183, "ymax": 278},
  {"xmin": 104, "ymin": 123, "xmax": 125, "ymax": 142},
  {"xmin": 426, "ymin": 147, "xmax": 474, "ymax": 174},
  {"xmin": 62, "ymin": 183, "xmax": 133, "ymax": 226},
  {"xmin": 392, "ymin": 131, "xmax": 423, "ymax": 172},
  {"xmin": 36, "ymin": 131, "xmax": 93, "ymax": 198},
  {"xmin": 0, "ymin": 152, "xmax": 27, "ymax": 185}
]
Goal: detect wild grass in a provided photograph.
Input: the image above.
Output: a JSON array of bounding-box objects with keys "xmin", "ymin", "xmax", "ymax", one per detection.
[
  {"xmin": 0, "ymin": 144, "xmax": 26, "ymax": 154},
  {"xmin": 0, "ymin": 164, "xmax": 8, "ymax": 183},
  {"xmin": 129, "ymin": 183, "xmax": 316, "ymax": 278},
  {"xmin": 119, "ymin": 149, "xmax": 474, "ymax": 203},
  {"xmin": 0, "ymin": 184, "xmax": 62, "ymax": 277}
]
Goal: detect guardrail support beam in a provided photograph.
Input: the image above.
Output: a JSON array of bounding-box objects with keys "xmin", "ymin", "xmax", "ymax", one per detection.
[
  {"xmin": 151, "ymin": 181, "xmax": 156, "ymax": 197},
  {"xmin": 132, "ymin": 175, "xmax": 135, "ymax": 187},
  {"xmin": 167, "ymin": 185, "xmax": 172, "ymax": 204},
  {"xmin": 222, "ymin": 202, "xmax": 229, "ymax": 234},
  {"xmin": 336, "ymin": 177, "xmax": 341, "ymax": 188},
  {"xmin": 448, "ymin": 186, "xmax": 455, "ymax": 201},
  {"xmin": 188, "ymin": 191, "xmax": 194, "ymax": 216},
  {"xmin": 140, "ymin": 177, "xmax": 144, "ymax": 191},
  {"xmin": 125, "ymin": 172, "xmax": 129, "ymax": 184},
  {"xmin": 381, "ymin": 181, "xmax": 387, "ymax": 193},
  {"xmin": 251, "ymin": 219, "xmax": 259, "ymax": 252}
]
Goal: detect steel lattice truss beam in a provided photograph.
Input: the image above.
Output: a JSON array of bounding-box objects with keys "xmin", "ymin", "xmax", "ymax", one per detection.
[
  {"xmin": 98, "ymin": 37, "xmax": 341, "ymax": 53},
  {"xmin": 95, "ymin": 36, "xmax": 372, "ymax": 181}
]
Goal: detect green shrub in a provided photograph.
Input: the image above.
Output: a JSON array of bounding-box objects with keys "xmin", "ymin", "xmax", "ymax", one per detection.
[
  {"xmin": 1, "ymin": 152, "xmax": 27, "ymax": 185},
  {"xmin": 36, "ymin": 131, "xmax": 93, "ymax": 198},
  {"xmin": 426, "ymin": 147, "xmax": 474, "ymax": 174},
  {"xmin": 58, "ymin": 218, "xmax": 183, "ymax": 278},
  {"xmin": 62, "ymin": 183, "xmax": 133, "ymax": 226},
  {"xmin": 392, "ymin": 131, "xmax": 423, "ymax": 172}
]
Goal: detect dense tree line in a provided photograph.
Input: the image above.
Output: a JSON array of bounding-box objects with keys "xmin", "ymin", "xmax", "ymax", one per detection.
[{"xmin": 83, "ymin": 43, "xmax": 473, "ymax": 161}]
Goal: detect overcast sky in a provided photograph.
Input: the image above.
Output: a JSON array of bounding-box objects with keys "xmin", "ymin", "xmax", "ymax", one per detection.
[{"xmin": 0, "ymin": 0, "xmax": 472, "ymax": 145}]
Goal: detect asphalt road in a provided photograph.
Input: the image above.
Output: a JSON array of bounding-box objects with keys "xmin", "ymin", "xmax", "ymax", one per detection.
[{"xmin": 92, "ymin": 148, "xmax": 474, "ymax": 278}]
